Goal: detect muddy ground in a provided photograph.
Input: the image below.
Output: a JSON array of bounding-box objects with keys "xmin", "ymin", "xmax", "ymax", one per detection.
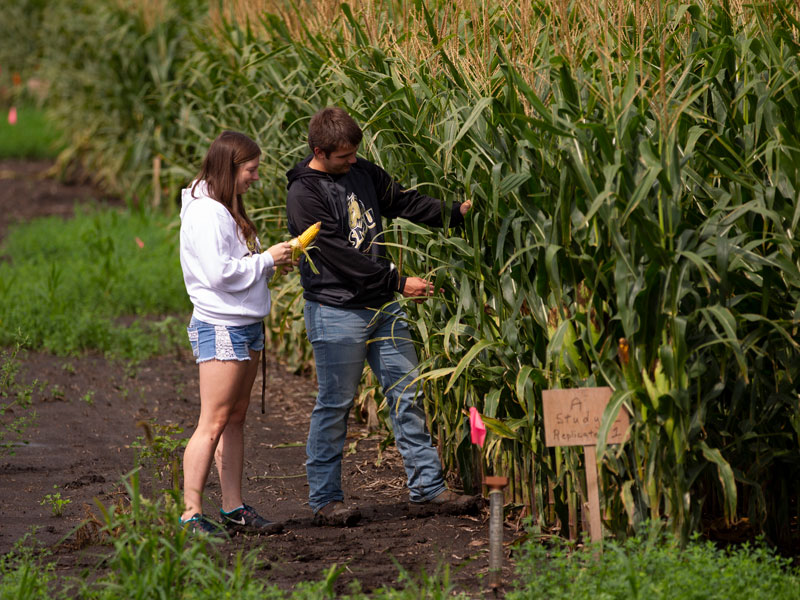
[{"xmin": 0, "ymin": 161, "xmax": 516, "ymax": 597}]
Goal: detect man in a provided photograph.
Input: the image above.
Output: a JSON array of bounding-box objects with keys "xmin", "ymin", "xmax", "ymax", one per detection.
[{"xmin": 286, "ymin": 107, "xmax": 478, "ymax": 526}]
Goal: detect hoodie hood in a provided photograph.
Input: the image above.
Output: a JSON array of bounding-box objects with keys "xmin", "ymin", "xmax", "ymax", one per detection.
[
  {"xmin": 285, "ymin": 156, "xmax": 350, "ymax": 237},
  {"xmin": 285, "ymin": 155, "xmax": 331, "ymax": 188},
  {"xmin": 180, "ymin": 180, "xmax": 211, "ymax": 220}
]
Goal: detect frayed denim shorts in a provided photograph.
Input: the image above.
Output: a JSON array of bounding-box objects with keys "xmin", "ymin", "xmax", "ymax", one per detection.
[{"xmin": 186, "ymin": 317, "xmax": 264, "ymax": 364}]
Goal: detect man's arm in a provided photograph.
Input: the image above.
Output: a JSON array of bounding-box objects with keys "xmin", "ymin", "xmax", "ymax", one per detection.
[
  {"xmin": 369, "ymin": 162, "xmax": 473, "ymax": 301},
  {"xmin": 367, "ymin": 162, "xmax": 467, "ymax": 228}
]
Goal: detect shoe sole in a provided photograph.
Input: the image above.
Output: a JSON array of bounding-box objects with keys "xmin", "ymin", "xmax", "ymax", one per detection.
[{"xmin": 225, "ymin": 521, "xmax": 284, "ymax": 535}]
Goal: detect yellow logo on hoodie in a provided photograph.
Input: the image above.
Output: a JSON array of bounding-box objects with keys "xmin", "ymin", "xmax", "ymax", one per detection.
[{"xmin": 347, "ymin": 193, "xmax": 375, "ymax": 249}]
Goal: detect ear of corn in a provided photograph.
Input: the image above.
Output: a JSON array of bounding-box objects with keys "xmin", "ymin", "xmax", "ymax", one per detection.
[{"xmin": 289, "ymin": 221, "xmax": 321, "ymax": 261}]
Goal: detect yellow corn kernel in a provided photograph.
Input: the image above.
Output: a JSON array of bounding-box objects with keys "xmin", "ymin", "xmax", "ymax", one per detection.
[{"xmin": 289, "ymin": 221, "xmax": 321, "ymax": 260}]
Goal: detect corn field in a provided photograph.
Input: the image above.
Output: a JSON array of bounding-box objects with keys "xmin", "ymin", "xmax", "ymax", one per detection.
[{"xmin": 8, "ymin": 0, "xmax": 800, "ymax": 543}]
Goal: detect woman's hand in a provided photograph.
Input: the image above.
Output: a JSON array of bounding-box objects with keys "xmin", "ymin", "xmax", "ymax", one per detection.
[
  {"xmin": 267, "ymin": 241, "xmax": 296, "ymax": 266},
  {"xmin": 460, "ymin": 200, "xmax": 472, "ymax": 216}
]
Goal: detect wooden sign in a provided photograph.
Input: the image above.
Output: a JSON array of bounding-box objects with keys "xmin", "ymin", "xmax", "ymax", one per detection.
[
  {"xmin": 542, "ymin": 387, "xmax": 629, "ymax": 448},
  {"xmin": 541, "ymin": 386, "xmax": 630, "ymax": 544}
]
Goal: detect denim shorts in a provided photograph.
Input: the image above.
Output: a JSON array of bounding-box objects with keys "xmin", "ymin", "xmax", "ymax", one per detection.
[{"xmin": 186, "ymin": 317, "xmax": 264, "ymax": 363}]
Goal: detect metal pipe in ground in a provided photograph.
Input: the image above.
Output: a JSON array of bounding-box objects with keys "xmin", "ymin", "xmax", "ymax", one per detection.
[{"xmin": 484, "ymin": 476, "xmax": 508, "ymax": 591}]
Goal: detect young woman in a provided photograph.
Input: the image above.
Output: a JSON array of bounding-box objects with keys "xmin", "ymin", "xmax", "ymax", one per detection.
[{"xmin": 179, "ymin": 131, "xmax": 294, "ymax": 535}]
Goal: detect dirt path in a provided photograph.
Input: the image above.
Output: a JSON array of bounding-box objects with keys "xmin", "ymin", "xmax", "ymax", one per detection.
[{"xmin": 0, "ymin": 161, "xmax": 514, "ymax": 597}]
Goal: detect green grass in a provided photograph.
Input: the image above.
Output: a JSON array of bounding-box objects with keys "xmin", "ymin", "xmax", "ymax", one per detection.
[
  {"xmin": 0, "ymin": 206, "xmax": 190, "ymax": 359},
  {"xmin": 0, "ymin": 104, "xmax": 62, "ymax": 159},
  {"xmin": 508, "ymin": 530, "xmax": 800, "ymax": 600}
]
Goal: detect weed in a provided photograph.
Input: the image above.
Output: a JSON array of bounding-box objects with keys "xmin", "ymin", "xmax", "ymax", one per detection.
[
  {"xmin": 60, "ymin": 362, "xmax": 76, "ymax": 375},
  {"xmin": 90, "ymin": 471, "xmax": 266, "ymax": 599},
  {"xmin": 39, "ymin": 486, "xmax": 71, "ymax": 517},
  {"xmin": 0, "ymin": 528, "xmax": 56, "ymax": 600},
  {"xmin": 131, "ymin": 421, "xmax": 187, "ymax": 483},
  {"xmin": 48, "ymin": 384, "xmax": 65, "ymax": 402},
  {"xmin": 124, "ymin": 361, "xmax": 139, "ymax": 379},
  {"xmin": 0, "ymin": 336, "xmax": 37, "ymax": 456},
  {"xmin": 80, "ymin": 391, "xmax": 95, "ymax": 405}
]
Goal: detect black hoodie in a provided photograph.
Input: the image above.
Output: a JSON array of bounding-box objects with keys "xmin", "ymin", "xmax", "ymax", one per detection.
[{"xmin": 286, "ymin": 155, "xmax": 464, "ymax": 308}]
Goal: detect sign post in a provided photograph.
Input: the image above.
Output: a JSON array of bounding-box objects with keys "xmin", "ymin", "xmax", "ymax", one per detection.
[{"xmin": 541, "ymin": 387, "xmax": 629, "ymax": 542}]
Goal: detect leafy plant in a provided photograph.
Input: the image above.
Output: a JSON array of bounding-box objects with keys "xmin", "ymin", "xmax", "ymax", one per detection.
[
  {"xmin": 130, "ymin": 420, "xmax": 187, "ymax": 484},
  {"xmin": 0, "ymin": 529, "xmax": 57, "ymax": 600},
  {"xmin": 39, "ymin": 485, "xmax": 71, "ymax": 517},
  {"xmin": 0, "ymin": 337, "xmax": 37, "ymax": 456}
]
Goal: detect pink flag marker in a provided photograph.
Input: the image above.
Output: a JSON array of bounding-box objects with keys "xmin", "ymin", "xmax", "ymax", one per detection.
[
  {"xmin": 469, "ymin": 406, "xmax": 486, "ymax": 447},
  {"xmin": 8, "ymin": 106, "xmax": 17, "ymax": 125}
]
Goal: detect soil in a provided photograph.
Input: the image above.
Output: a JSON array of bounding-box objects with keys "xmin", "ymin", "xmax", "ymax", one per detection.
[{"xmin": 0, "ymin": 160, "xmax": 515, "ymax": 597}]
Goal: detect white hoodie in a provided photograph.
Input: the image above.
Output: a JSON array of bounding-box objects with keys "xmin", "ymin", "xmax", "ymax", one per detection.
[{"xmin": 179, "ymin": 181, "xmax": 275, "ymax": 326}]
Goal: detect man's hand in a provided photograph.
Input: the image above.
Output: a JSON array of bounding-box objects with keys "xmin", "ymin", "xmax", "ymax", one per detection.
[
  {"xmin": 402, "ymin": 276, "xmax": 437, "ymax": 303},
  {"xmin": 460, "ymin": 200, "xmax": 472, "ymax": 216}
]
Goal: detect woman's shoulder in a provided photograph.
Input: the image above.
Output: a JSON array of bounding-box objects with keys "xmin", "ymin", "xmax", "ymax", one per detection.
[{"xmin": 183, "ymin": 194, "xmax": 230, "ymax": 218}]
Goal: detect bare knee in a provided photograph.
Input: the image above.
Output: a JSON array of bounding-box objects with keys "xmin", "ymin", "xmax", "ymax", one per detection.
[{"xmin": 194, "ymin": 414, "xmax": 231, "ymax": 443}]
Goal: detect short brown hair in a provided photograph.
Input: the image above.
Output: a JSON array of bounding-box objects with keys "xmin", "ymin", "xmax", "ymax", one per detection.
[{"xmin": 308, "ymin": 107, "xmax": 363, "ymax": 156}]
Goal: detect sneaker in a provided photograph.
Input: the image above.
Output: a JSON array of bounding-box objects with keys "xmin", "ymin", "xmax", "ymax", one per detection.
[
  {"xmin": 180, "ymin": 513, "xmax": 228, "ymax": 538},
  {"xmin": 410, "ymin": 489, "xmax": 483, "ymax": 515},
  {"xmin": 312, "ymin": 501, "xmax": 361, "ymax": 527},
  {"xmin": 220, "ymin": 504, "xmax": 283, "ymax": 535}
]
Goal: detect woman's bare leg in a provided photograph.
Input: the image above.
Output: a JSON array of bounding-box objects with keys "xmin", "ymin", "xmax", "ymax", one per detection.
[
  {"xmin": 215, "ymin": 350, "xmax": 260, "ymax": 512},
  {"xmin": 181, "ymin": 358, "xmax": 251, "ymax": 521}
]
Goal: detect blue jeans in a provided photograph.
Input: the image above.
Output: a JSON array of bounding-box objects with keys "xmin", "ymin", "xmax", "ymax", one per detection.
[{"xmin": 304, "ymin": 300, "xmax": 446, "ymax": 511}]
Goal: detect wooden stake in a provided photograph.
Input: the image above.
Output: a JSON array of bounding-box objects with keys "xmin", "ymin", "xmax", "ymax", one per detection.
[
  {"xmin": 152, "ymin": 155, "xmax": 161, "ymax": 209},
  {"xmin": 584, "ymin": 444, "xmax": 602, "ymax": 543}
]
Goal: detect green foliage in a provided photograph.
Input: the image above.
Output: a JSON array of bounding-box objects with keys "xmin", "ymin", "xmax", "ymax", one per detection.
[
  {"xmin": 0, "ymin": 207, "xmax": 190, "ymax": 359},
  {"xmin": 509, "ymin": 531, "xmax": 800, "ymax": 599},
  {"xmin": 0, "ymin": 0, "xmax": 49, "ymax": 81},
  {"xmin": 0, "ymin": 470, "xmax": 475, "ymax": 599},
  {"xmin": 213, "ymin": 0, "xmax": 800, "ymax": 544},
  {"xmin": 0, "ymin": 104, "xmax": 62, "ymax": 159},
  {"xmin": 0, "ymin": 531, "xmax": 57, "ymax": 600},
  {"xmin": 0, "ymin": 336, "xmax": 37, "ymax": 456},
  {"xmin": 7, "ymin": 0, "xmax": 800, "ymax": 541},
  {"xmin": 265, "ymin": 274, "xmax": 316, "ymax": 374},
  {"xmin": 39, "ymin": 485, "xmax": 71, "ymax": 517},
  {"xmin": 130, "ymin": 420, "xmax": 187, "ymax": 483},
  {"xmin": 36, "ymin": 0, "xmax": 205, "ymax": 201},
  {"xmin": 83, "ymin": 473, "xmax": 265, "ymax": 599}
]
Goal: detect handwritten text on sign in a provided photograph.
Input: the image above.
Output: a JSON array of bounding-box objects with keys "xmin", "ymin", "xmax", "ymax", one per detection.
[{"xmin": 542, "ymin": 387, "xmax": 629, "ymax": 447}]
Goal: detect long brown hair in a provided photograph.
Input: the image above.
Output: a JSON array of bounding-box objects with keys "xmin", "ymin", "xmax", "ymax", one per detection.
[{"xmin": 192, "ymin": 131, "xmax": 260, "ymax": 243}]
